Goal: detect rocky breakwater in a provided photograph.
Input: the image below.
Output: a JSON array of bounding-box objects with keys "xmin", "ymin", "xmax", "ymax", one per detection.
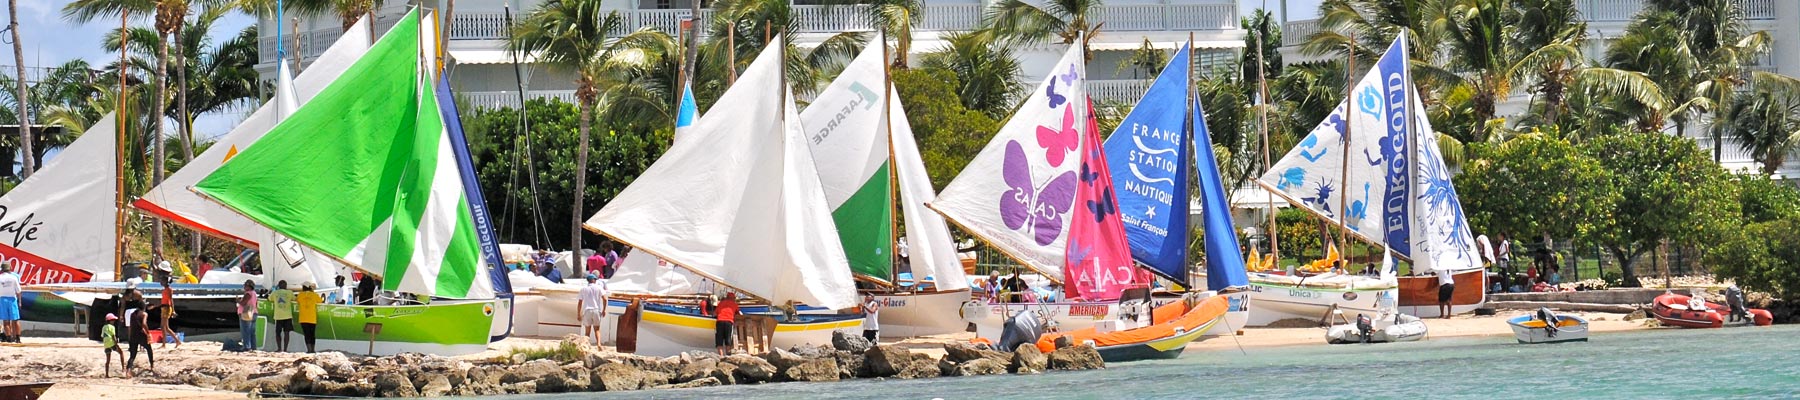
[{"xmin": 168, "ymin": 332, "xmax": 1107, "ymax": 397}]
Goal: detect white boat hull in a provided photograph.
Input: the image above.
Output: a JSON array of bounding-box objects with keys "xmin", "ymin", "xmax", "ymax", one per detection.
[
  {"xmin": 625, "ymin": 303, "xmax": 862, "ymax": 357},
  {"xmin": 962, "ymin": 300, "xmax": 1121, "ymax": 340},
  {"xmin": 1203, "ymin": 291, "xmax": 1251, "ymax": 336},
  {"xmin": 871, "ymin": 290, "xmax": 972, "ymax": 338},
  {"xmin": 1508, "ymin": 314, "xmax": 1589, "ymax": 344},
  {"xmin": 1326, "ymin": 313, "xmax": 1428, "ymax": 344},
  {"xmin": 1247, "ymin": 282, "xmax": 1397, "ymax": 327}
]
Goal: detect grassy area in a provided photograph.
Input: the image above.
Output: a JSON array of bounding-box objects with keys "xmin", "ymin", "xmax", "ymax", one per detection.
[{"xmin": 502, "ymin": 340, "xmax": 584, "ymax": 364}]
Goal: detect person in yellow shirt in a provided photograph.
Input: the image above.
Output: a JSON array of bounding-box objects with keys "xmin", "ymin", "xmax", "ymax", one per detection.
[{"xmin": 296, "ymin": 282, "xmax": 323, "ymax": 353}]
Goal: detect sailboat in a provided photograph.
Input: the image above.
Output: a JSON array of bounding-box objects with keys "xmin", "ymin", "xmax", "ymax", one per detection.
[
  {"xmin": 584, "ymin": 35, "xmax": 863, "ymax": 357},
  {"xmin": 1250, "ymin": 33, "xmax": 1484, "ymax": 326},
  {"xmin": 192, "ymin": 9, "xmax": 509, "ymax": 355},
  {"xmin": 799, "ymin": 34, "xmax": 972, "ymax": 337}
]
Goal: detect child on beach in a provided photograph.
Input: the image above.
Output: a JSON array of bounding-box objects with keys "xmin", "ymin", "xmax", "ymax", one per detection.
[{"xmin": 102, "ymin": 313, "xmax": 123, "ymax": 377}]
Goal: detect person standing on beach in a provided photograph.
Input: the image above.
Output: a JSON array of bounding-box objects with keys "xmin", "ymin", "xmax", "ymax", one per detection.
[
  {"xmin": 862, "ymin": 294, "xmax": 881, "ymax": 342},
  {"xmin": 714, "ymin": 292, "xmax": 741, "ymax": 355},
  {"xmin": 1436, "ymin": 270, "xmax": 1456, "ymax": 319},
  {"xmin": 270, "ymin": 281, "xmax": 295, "ymax": 352},
  {"xmin": 576, "ymin": 273, "xmax": 609, "ymax": 347},
  {"xmin": 102, "ymin": 313, "xmax": 123, "ymax": 377},
  {"xmin": 0, "ymin": 263, "xmax": 21, "ymax": 343},
  {"xmin": 296, "ymin": 282, "xmax": 322, "ymax": 353},
  {"xmin": 238, "ymin": 280, "xmax": 258, "ymax": 351},
  {"xmin": 124, "ymin": 298, "xmax": 154, "ymax": 373},
  {"xmin": 158, "ymin": 279, "xmax": 183, "ymax": 349}
]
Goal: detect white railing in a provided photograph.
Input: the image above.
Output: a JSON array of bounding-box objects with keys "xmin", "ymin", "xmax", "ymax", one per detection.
[
  {"xmin": 1578, "ymin": 0, "xmax": 1774, "ymax": 22},
  {"xmin": 1089, "ymin": 79, "xmax": 1153, "ymax": 104},
  {"xmin": 258, "ymin": 29, "xmax": 344, "ymax": 64},
  {"xmin": 1282, "ymin": 19, "xmax": 1319, "ymax": 47},
  {"xmin": 443, "ymin": 3, "xmax": 1237, "ymax": 42},
  {"xmin": 461, "ymin": 90, "xmax": 579, "ymax": 110}
]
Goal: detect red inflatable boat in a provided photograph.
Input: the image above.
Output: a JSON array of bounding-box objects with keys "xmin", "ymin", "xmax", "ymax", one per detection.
[{"xmin": 1651, "ymin": 292, "xmax": 1772, "ymax": 328}]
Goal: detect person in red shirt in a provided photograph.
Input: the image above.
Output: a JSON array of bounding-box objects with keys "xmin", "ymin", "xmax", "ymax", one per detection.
[
  {"xmin": 585, "ymin": 253, "xmax": 607, "ymax": 279},
  {"xmin": 714, "ymin": 292, "xmax": 740, "ymax": 355}
]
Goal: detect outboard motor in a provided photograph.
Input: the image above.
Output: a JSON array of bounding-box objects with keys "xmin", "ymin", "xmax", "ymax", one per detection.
[
  {"xmin": 1355, "ymin": 314, "xmax": 1373, "ymax": 344},
  {"xmin": 1536, "ymin": 307, "xmax": 1560, "ymax": 338},
  {"xmin": 1726, "ymin": 286, "xmax": 1749, "ymax": 323},
  {"xmin": 997, "ymin": 310, "xmax": 1045, "ymax": 352}
]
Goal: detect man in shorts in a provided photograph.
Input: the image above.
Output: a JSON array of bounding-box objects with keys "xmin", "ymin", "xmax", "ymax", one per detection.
[
  {"xmin": 576, "ymin": 273, "xmax": 609, "ymax": 347},
  {"xmin": 1437, "ymin": 270, "xmax": 1456, "ymax": 319},
  {"xmin": 270, "ymin": 280, "xmax": 295, "ymax": 352},
  {"xmin": 0, "ymin": 263, "xmax": 20, "ymax": 343},
  {"xmin": 714, "ymin": 292, "xmax": 740, "ymax": 355}
]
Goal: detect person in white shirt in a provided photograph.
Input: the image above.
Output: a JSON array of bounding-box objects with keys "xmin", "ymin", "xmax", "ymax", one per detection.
[
  {"xmin": 576, "ymin": 273, "xmax": 610, "ymax": 347},
  {"xmin": 0, "ymin": 263, "xmax": 22, "ymax": 343},
  {"xmin": 332, "ymin": 276, "xmax": 355, "ymax": 305},
  {"xmin": 1437, "ymin": 270, "xmax": 1456, "ymax": 319},
  {"xmin": 861, "ymin": 294, "xmax": 881, "ymax": 342},
  {"xmin": 1475, "ymin": 234, "xmax": 1495, "ymax": 268}
]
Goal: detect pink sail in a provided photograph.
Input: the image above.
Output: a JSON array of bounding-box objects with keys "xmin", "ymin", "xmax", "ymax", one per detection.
[{"xmin": 1064, "ymin": 98, "xmax": 1144, "ymax": 301}]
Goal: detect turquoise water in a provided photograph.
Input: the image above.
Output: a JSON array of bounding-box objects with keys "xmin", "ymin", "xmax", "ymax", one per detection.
[{"xmin": 510, "ymin": 325, "xmax": 1800, "ymax": 399}]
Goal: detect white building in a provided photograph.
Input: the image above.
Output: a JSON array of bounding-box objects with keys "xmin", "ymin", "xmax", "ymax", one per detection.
[
  {"xmin": 1278, "ymin": 0, "xmax": 1800, "ymax": 176},
  {"xmin": 256, "ymin": 0, "xmax": 1246, "ymax": 109}
]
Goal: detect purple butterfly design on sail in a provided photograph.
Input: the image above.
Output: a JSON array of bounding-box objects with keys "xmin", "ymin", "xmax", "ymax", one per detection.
[
  {"xmin": 1035, "ymin": 106, "xmax": 1079, "ymax": 167},
  {"xmin": 1046, "ymin": 78, "xmax": 1069, "ymax": 109},
  {"xmin": 1000, "ymin": 140, "xmax": 1079, "ymax": 246},
  {"xmin": 1059, "ymin": 63, "xmax": 1079, "ymax": 85}
]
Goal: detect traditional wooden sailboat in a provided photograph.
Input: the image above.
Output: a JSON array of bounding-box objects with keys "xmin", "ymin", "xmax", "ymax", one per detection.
[
  {"xmin": 798, "ymin": 34, "xmax": 971, "ymax": 338},
  {"xmin": 192, "ymin": 9, "xmax": 510, "ymax": 355},
  {"xmin": 1250, "ymin": 33, "xmax": 1483, "ymax": 326},
  {"xmin": 584, "ymin": 35, "xmax": 863, "ymax": 357}
]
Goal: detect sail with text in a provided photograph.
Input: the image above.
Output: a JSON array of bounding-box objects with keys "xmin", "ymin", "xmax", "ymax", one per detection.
[
  {"xmin": 1102, "ymin": 44, "xmax": 1193, "ymax": 282},
  {"xmin": 195, "ymin": 10, "xmax": 495, "ymax": 299},
  {"xmin": 0, "ymin": 113, "xmax": 117, "ymax": 285},
  {"xmin": 931, "ymin": 43, "xmax": 1087, "ymax": 282},
  {"xmin": 799, "ymin": 38, "xmax": 895, "ymax": 283},
  {"xmin": 1066, "ymin": 98, "xmax": 1142, "ymax": 300},
  {"xmin": 585, "ymin": 36, "xmax": 858, "ymax": 310}
]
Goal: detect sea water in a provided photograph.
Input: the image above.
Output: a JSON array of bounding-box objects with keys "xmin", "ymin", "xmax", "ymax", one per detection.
[{"xmin": 510, "ymin": 325, "xmax": 1800, "ymax": 399}]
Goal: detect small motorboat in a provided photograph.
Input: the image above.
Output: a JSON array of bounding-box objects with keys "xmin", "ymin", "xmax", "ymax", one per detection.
[
  {"xmin": 1326, "ymin": 312, "xmax": 1427, "ymax": 344},
  {"xmin": 1651, "ymin": 291, "xmax": 1772, "ymax": 328},
  {"xmin": 1508, "ymin": 308, "xmax": 1589, "ymax": 344},
  {"xmin": 1033, "ymin": 293, "xmax": 1229, "ymax": 362}
]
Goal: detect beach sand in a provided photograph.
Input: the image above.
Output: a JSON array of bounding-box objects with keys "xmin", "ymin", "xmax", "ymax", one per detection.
[{"xmin": 10, "ymin": 309, "xmax": 1654, "ymax": 399}]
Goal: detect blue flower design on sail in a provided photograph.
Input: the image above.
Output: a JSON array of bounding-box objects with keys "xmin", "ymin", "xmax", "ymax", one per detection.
[{"xmin": 1417, "ymin": 135, "xmax": 1473, "ymax": 260}]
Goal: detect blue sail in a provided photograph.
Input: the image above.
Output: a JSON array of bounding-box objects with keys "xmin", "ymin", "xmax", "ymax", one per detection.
[
  {"xmin": 1193, "ymin": 99, "xmax": 1248, "ymax": 290},
  {"xmin": 436, "ymin": 79, "xmax": 515, "ymax": 340},
  {"xmin": 1102, "ymin": 45, "xmax": 1192, "ymax": 281}
]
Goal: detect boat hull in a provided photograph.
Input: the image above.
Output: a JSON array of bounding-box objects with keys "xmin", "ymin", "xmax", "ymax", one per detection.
[
  {"xmin": 1650, "ymin": 293, "xmax": 1773, "ymax": 328},
  {"xmin": 871, "ymin": 290, "xmax": 972, "ymax": 337},
  {"xmin": 1247, "ymin": 282, "xmax": 1396, "ymax": 327},
  {"xmin": 1396, "ymin": 270, "xmax": 1487, "ymax": 318},
  {"xmin": 1038, "ymin": 295, "xmax": 1228, "ymax": 363},
  {"xmin": 624, "ymin": 301, "xmax": 862, "ymax": 357},
  {"xmin": 963, "ymin": 300, "xmax": 1120, "ymax": 340},
  {"xmin": 1325, "ymin": 313, "xmax": 1427, "ymax": 344},
  {"xmin": 1203, "ymin": 291, "xmax": 1250, "ymax": 336},
  {"xmin": 1507, "ymin": 314, "xmax": 1589, "ymax": 344},
  {"xmin": 257, "ymin": 299, "xmax": 498, "ymax": 356},
  {"xmin": 23, "ymin": 283, "xmax": 247, "ymax": 335}
]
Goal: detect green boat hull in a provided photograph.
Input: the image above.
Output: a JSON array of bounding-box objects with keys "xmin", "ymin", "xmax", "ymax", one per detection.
[{"xmin": 256, "ymin": 299, "xmax": 497, "ymax": 356}]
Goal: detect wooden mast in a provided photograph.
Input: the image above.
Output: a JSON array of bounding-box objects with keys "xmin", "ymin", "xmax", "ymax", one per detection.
[
  {"xmin": 1337, "ymin": 34, "xmax": 1355, "ymax": 268},
  {"xmin": 1253, "ymin": 6, "xmax": 1277, "ymax": 263},
  {"xmin": 882, "ymin": 27, "xmax": 902, "ymax": 289},
  {"xmin": 1184, "ymin": 31, "xmax": 1196, "ymax": 289},
  {"xmin": 115, "ymin": 11, "xmax": 129, "ymax": 280}
]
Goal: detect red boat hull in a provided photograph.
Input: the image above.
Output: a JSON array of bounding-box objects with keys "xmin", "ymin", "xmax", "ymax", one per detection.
[{"xmin": 1651, "ymin": 293, "xmax": 1772, "ymax": 328}]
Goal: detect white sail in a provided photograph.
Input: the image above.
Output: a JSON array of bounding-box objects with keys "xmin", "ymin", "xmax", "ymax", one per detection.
[
  {"xmin": 930, "ymin": 43, "xmax": 1087, "ymax": 281},
  {"xmin": 891, "ymin": 94, "xmax": 969, "ymax": 291},
  {"xmin": 135, "ymin": 18, "xmax": 372, "ymax": 245},
  {"xmin": 608, "ymin": 252, "xmax": 705, "ymax": 296},
  {"xmin": 1408, "ymin": 90, "xmax": 1481, "ymax": 273},
  {"xmin": 585, "ymin": 37, "xmax": 858, "ymax": 310},
  {"xmin": 0, "ymin": 114, "xmax": 118, "ymax": 284},
  {"xmin": 1254, "ymin": 72, "xmax": 1390, "ymax": 246}
]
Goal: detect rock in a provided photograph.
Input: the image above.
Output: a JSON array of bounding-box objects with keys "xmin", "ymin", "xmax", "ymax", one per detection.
[
  {"xmin": 183, "ymin": 373, "xmax": 220, "ymax": 389},
  {"xmin": 501, "ymin": 359, "xmax": 562, "ymax": 384},
  {"xmin": 1011, "ymin": 343, "xmax": 1047, "ymax": 374},
  {"xmin": 944, "ymin": 342, "xmax": 1007, "ymax": 363},
  {"xmin": 894, "ymin": 353, "xmax": 941, "ymax": 379},
  {"xmin": 313, "ymin": 380, "xmax": 374, "ymax": 397},
  {"xmin": 646, "ymin": 356, "xmax": 684, "ymax": 375},
  {"xmin": 952, "ymin": 358, "xmax": 1008, "ymax": 376},
  {"xmin": 502, "ymin": 381, "xmax": 538, "ymax": 394},
  {"xmin": 1047, "ymin": 345, "xmax": 1104, "ymax": 370},
  {"xmin": 833, "ymin": 330, "xmax": 875, "ymax": 353},
  {"xmin": 862, "ymin": 345, "xmax": 912, "ymax": 377},
  {"xmin": 724, "ymin": 354, "xmax": 777, "ymax": 383},
  {"xmin": 296, "ymin": 352, "xmax": 357, "ymax": 379},
  {"xmin": 590, "ymin": 363, "xmax": 647, "ymax": 391},
  {"xmin": 789, "ymin": 343, "xmax": 834, "ymax": 359},
  {"xmin": 761, "ymin": 347, "xmax": 811, "ymax": 371},
  {"xmin": 286, "ymin": 363, "xmax": 329, "ymax": 394},
  {"xmin": 535, "ymin": 364, "xmax": 592, "ymax": 393},
  {"xmin": 782, "ymin": 358, "xmax": 839, "ymax": 382},
  {"xmin": 641, "ymin": 370, "xmax": 672, "ymax": 387},
  {"xmin": 510, "ymin": 353, "xmax": 529, "ymax": 365},
  {"xmin": 469, "ymin": 365, "xmax": 505, "ymax": 387},
  {"xmin": 681, "ymin": 350, "xmax": 723, "ymax": 363},
  {"xmin": 1625, "ymin": 309, "xmax": 1647, "ymax": 321},
  {"xmin": 675, "ymin": 358, "xmax": 735, "ymax": 385},
  {"xmin": 418, "ymin": 374, "xmax": 453, "ymax": 397},
  {"xmin": 833, "ymin": 350, "xmax": 868, "ymax": 378},
  {"xmin": 656, "ymin": 376, "xmax": 722, "ymax": 389},
  {"xmin": 374, "ymin": 373, "xmax": 420, "ymax": 398},
  {"xmin": 937, "ymin": 357, "xmax": 959, "ymax": 376}
]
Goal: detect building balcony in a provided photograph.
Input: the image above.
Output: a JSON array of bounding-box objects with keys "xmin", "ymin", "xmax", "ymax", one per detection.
[
  {"xmin": 458, "ymin": 89, "xmax": 579, "ymax": 111},
  {"xmin": 1281, "ymin": 0, "xmax": 1776, "ymax": 50}
]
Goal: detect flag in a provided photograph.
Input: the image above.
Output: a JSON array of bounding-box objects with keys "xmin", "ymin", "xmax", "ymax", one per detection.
[
  {"xmin": 674, "ymin": 81, "xmax": 698, "ymax": 140},
  {"xmin": 196, "ymin": 10, "xmax": 493, "ymax": 299},
  {"xmin": 1065, "ymin": 98, "xmax": 1140, "ymax": 300},
  {"xmin": 1102, "ymin": 44, "xmax": 1192, "ymax": 281}
]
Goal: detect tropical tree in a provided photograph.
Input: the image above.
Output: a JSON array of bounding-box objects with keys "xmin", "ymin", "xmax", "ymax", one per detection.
[
  {"xmin": 978, "ymin": 0, "xmax": 1101, "ymax": 58},
  {"xmin": 1644, "ymin": 0, "xmax": 1772, "ymax": 162},
  {"xmin": 1116, "ymin": 39, "xmax": 1167, "ymax": 80},
  {"xmin": 849, "ymin": 0, "xmax": 923, "ymax": 68},
  {"xmin": 1726, "ymin": 72, "xmax": 1800, "ymax": 175},
  {"xmin": 509, "ymin": 0, "xmax": 677, "ymax": 253},
  {"xmin": 1241, "ymin": 9, "xmax": 1283, "ymax": 85},
  {"xmin": 1604, "ymin": 10, "xmax": 1702, "ymax": 135},
  {"xmin": 1584, "ymin": 132, "xmax": 1738, "ymax": 287},
  {"xmin": 237, "ymin": 0, "xmax": 384, "ymax": 32},
  {"xmin": 8, "ymin": 0, "xmax": 32, "ymax": 178},
  {"xmin": 0, "ymin": 60, "xmax": 104, "ymax": 179},
  {"xmin": 1458, "ymin": 134, "xmax": 1616, "ymax": 246},
  {"xmin": 695, "ymin": 0, "xmax": 862, "ymax": 102},
  {"xmin": 1302, "ymin": 0, "xmax": 1460, "ymax": 93},
  {"xmin": 919, "ymin": 31, "xmax": 1023, "ymax": 118}
]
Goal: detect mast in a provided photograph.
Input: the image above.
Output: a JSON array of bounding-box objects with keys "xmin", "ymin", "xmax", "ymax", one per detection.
[
  {"xmin": 503, "ymin": 4, "xmax": 551, "ymax": 248},
  {"xmin": 674, "ymin": 18, "xmax": 689, "ymax": 134},
  {"xmin": 115, "ymin": 11, "xmax": 129, "ymax": 280},
  {"xmin": 882, "ymin": 28, "xmax": 901, "ymax": 289},
  {"xmin": 1185, "ymin": 32, "xmax": 1196, "ymax": 289},
  {"xmin": 1336, "ymin": 34, "xmax": 1355, "ymax": 267},
  {"xmin": 1254, "ymin": 3, "xmax": 1277, "ymax": 263},
  {"xmin": 726, "ymin": 28, "xmax": 736, "ymax": 84}
]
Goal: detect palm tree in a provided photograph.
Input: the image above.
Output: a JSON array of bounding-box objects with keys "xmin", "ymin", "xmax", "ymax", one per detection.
[
  {"xmin": 850, "ymin": 0, "xmax": 923, "ymax": 68},
  {"xmin": 236, "ymin": 0, "xmax": 383, "ymax": 33},
  {"xmin": 1604, "ymin": 10, "xmax": 1697, "ymax": 134},
  {"xmin": 1643, "ymin": 0, "xmax": 1771, "ymax": 162},
  {"xmin": 1727, "ymin": 72, "xmax": 1800, "ymax": 175},
  {"xmin": 696, "ymin": 0, "xmax": 862, "ymax": 99},
  {"xmin": 919, "ymin": 31, "xmax": 1023, "ymax": 118},
  {"xmin": 978, "ymin": 0, "xmax": 1101, "ymax": 58},
  {"xmin": 509, "ymin": 0, "xmax": 677, "ymax": 254},
  {"xmin": 8, "ymin": 0, "xmax": 33, "ymax": 179}
]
